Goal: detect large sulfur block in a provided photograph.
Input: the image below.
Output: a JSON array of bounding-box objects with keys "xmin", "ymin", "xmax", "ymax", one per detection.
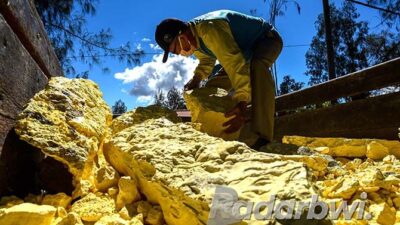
[
  {"xmin": 104, "ymin": 118, "xmax": 322, "ymax": 225},
  {"xmin": 184, "ymin": 87, "xmax": 240, "ymax": 140},
  {"xmin": 14, "ymin": 77, "xmax": 112, "ymax": 196},
  {"xmin": 0, "ymin": 203, "xmax": 56, "ymax": 225}
]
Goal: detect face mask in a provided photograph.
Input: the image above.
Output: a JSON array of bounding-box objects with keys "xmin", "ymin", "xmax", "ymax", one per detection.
[{"xmin": 178, "ymin": 36, "xmax": 195, "ymax": 57}]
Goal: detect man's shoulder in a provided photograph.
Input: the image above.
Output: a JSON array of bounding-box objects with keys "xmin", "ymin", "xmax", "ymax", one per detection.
[
  {"xmin": 192, "ymin": 19, "xmax": 229, "ymax": 38},
  {"xmin": 190, "ymin": 10, "xmax": 235, "ymax": 24}
]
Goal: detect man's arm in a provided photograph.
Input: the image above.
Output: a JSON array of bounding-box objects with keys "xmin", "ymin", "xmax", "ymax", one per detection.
[
  {"xmin": 193, "ymin": 50, "xmax": 216, "ymax": 80},
  {"xmin": 184, "ymin": 50, "xmax": 216, "ymax": 91},
  {"xmin": 196, "ymin": 20, "xmax": 251, "ymax": 103}
]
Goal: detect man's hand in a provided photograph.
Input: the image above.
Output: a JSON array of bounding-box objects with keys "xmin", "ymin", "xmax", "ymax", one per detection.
[
  {"xmin": 184, "ymin": 75, "xmax": 201, "ymax": 91},
  {"xmin": 223, "ymin": 101, "xmax": 248, "ymax": 134}
]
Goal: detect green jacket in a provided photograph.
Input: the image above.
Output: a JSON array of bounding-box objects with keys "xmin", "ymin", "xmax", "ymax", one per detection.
[{"xmin": 189, "ymin": 10, "xmax": 272, "ymax": 103}]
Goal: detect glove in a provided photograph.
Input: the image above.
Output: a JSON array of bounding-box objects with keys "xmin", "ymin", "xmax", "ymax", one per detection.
[
  {"xmin": 184, "ymin": 75, "xmax": 202, "ymax": 91},
  {"xmin": 223, "ymin": 101, "xmax": 248, "ymax": 134}
]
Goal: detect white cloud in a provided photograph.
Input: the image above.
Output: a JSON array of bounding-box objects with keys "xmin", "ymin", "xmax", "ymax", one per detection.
[
  {"xmin": 149, "ymin": 43, "xmax": 162, "ymax": 50},
  {"xmin": 121, "ymin": 88, "xmax": 128, "ymax": 94},
  {"xmin": 115, "ymin": 54, "xmax": 199, "ymax": 104},
  {"xmin": 141, "ymin": 37, "xmax": 151, "ymax": 42},
  {"xmin": 137, "ymin": 95, "xmax": 153, "ymax": 104}
]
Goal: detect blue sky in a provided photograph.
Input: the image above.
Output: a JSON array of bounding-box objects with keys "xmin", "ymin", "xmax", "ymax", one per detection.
[{"xmin": 71, "ymin": 0, "xmax": 382, "ymax": 110}]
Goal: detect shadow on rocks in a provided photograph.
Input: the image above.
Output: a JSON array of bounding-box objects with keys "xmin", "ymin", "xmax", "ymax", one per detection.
[{"xmin": 257, "ymin": 142, "xmax": 300, "ymax": 155}]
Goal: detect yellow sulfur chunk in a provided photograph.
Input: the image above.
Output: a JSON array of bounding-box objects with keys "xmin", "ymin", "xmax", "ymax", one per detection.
[
  {"xmin": 56, "ymin": 207, "xmax": 68, "ymax": 218},
  {"xmin": 145, "ymin": 206, "xmax": 164, "ymax": 225},
  {"xmin": 71, "ymin": 193, "xmax": 115, "ymax": 222},
  {"xmin": 53, "ymin": 212, "xmax": 83, "ymax": 225},
  {"xmin": 283, "ymin": 136, "xmax": 400, "ymax": 159},
  {"xmin": 116, "ymin": 176, "xmax": 141, "ymax": 210},
  {"xmin": 94, "ymin": 214, "xmax": 127, "ymax": 225},
  {"xmin": 326, "ymin": 178, "xmax": 359, "ymax": 199},
  {"xmin": 367, "ymin": 141, "xmax": 389, "ymax": 160},
  {"xmin": 184, "ymin": 87, "xmax": 240, "ymax": 141},
  {"xmin": 0, "ymin": 203, "xmax": 56, "ymax": 225},
  {"xmin": 94, "ymin": 214, "xmax": 144, "ymax": 225},
  {"xmin": 42, "ymin": 193, "xmax": 72, "ymax": 208},
  {"xmin": 14, "ymin": 77, "xmax": 113, "ymax": 197},
  {"xmin": 108, "ymin": 187, "xmax": 119, "ymax": 197},
  {"xmin": 135, "ymin": 201, "xmax": 152, "ymax": 218},
  {"xmin": 24, "ymin": 194, "xmax": 43, "ymax": 204},
  {"xmin": 369, "ymin": 203, "xmax": 396, "ymax": 225},
  {"xmin": 104, "ymin": 118, "xmax": 318, "ymax": 225},
  {"xmin": 0, "ymin": 196, "xmax": 24, "ymax": 208},
  {"xmin": 111, "ymin": 105, "xmax": 181, "ymax": 134},
  {"xmin": 94, "ymin": 148, "xmax": 120, "ymax": 192},
  {"xmin": 392, "ymin": 197, "xmax": 400, "ymax": 209}
]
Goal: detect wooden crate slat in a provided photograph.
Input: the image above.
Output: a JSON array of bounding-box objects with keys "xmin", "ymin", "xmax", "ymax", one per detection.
[
  {"xmin": 0, "ymin": 0, "xmax": 63, "ymax": 77},
  {"xmin": 0, "ymin": 14, "xmax": 48, "ymax": 151},
  {"xmin": 276, "ymin": 57, "xmax": 400, "ymax": 112},
  {"xmin": 274, "ymin": 91, "xmax": 400, "ymax": 141}
]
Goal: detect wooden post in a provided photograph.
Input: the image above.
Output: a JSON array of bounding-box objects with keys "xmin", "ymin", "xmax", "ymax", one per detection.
[{"xmin": 322, "ymin": 0, "xmax": 336, "ymax": 81}]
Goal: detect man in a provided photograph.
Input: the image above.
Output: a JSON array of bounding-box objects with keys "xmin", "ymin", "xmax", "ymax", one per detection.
[{"xmin": 155, "ymin": 10, "xmax": 283, "ymax": 149}]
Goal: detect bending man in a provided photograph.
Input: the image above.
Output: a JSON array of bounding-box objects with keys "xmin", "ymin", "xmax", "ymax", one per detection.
[{"xmin": 155, "ymin": 10, "xmax": 283, "ymax": 149}]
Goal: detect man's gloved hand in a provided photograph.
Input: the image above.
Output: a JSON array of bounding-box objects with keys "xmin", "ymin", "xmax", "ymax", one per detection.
[
  {"xmin": 223, "ymin": 101, "xmax": 248, "ymax": 134},
  {"xmin": 184, "ymin": 75, "xmax": 202, "ymax": 91}
]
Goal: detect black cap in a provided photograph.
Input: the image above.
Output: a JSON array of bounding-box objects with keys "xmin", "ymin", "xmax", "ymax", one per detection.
[{"xmin": 155, "ymin": 18, "xmax": 188, "ymax": 63}]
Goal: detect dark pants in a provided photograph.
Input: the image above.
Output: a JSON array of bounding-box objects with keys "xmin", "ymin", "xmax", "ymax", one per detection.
[{"xmin": 250, "ymin": 28, "xmax": 283, "ymax": 141}]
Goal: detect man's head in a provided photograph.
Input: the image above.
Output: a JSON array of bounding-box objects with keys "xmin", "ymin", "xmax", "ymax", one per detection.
[{"xmin": 155, "ymin": 18, "xmax": 196, "ymax": 63}]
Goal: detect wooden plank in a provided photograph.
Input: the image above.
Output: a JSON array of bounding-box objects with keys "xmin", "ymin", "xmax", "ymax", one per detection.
[
  {"xmin": 0, "ymin": 14, "xmax": 48, "ymax": 151},
  {"xmin": 0, "ymin": 0, "xmax": 63, "ymax": 77},
  {"xmin": 274, "ymin": 91, "xmax": 400, "ymax": 141},
  {"xmin": 276, "ymin": 57, "xmax": 400, "ymax": 112}
]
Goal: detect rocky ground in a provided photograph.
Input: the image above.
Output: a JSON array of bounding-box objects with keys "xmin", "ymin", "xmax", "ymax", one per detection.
[{"xmin": 0, "ymin": 77, "xmax": 399, "ymax": 225}]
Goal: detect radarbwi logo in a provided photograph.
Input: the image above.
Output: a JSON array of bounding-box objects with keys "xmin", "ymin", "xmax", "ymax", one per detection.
[{"xmin": 208, "ymin": 186, "xmax": 372, "ymax": 225}]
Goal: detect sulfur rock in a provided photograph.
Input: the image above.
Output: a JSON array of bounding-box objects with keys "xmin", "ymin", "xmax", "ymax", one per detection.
[
  {"xmin": 130, "ymin": 216, "xmax": 144, "ymax": 225},
  {"xmin": 392, "ymin": 197, "xmax": 400, "ymax": 209},
  {"xmin": 118, "ymin": 203, "xmax": 142, "ymax": 221},
  {"xmin": 118, "ymin": 206, "xmax": 144, "ymax": 222},
  {"xmin": 14, "ymin": 77, "xmax": 112, "ymax": 196},
  {"xmin": 56, "ymin": 207, "xmax": 68, "ymax": 218},
  {"xmin": 116, "ymin": 176, "xmax": 141, "ymax": 210},
  {"xmin": 367, "ymin": 141, "xmax": 390, "ymax": 160},
  {"xmin": 324, "ymin": 178, "xmax": 359, "ymax": 199},
  {"xmin": 111, "ymin": 105, "xmax": 181, "ymax": 134},
  {"xmin": 397, "ymin": 211, "xmax": 400, "ymax": 224},
  {"xmin": 94, "ymin": 147, "xmax": 120, "ymax": 192},
  {"xmin": 314, "ymin": 146, "xmax": 331, "ymax": 154},
  {"xmin": 145, "ymin": 206, "xmax": 164, "ymax": 225},
  {"xmin": 94, "ymin": 214, "xmax": 127, "ymax": 225},
  {"xmin": 369, "ymin": 203, "xmax": 396, "ymax": 225},
  {"xmin": 108, "ymin": 187, "xmax": 119, "ymax": 197},
  {"xmin": 94, "ymin": 214, "xmax": 144, "ymax": 225},
  {"xmin": 130, "ymin": 214, "xmax": 144, "ymax": 225},
  {"xmin": 70, "ymin": 193, "xmax": 116, "ymax": 222},
  {"xmin": 383, "ymin": 155, "xmax": 397, "ymax": 164},
  {"xmin": 118, "ymin": 207, "xmax": 131, "ymax": 220},
  {"xmin": 53, "ymin": 212, "xmax": 83, "ymax": 225},
  {"xmin": 283, "ymin": 136, "xmax": 400, "ymax": 159},
  {"xmin": 183, "ymin": 87, "xmax": 240, "ymax": 140},
  {"xmin": 104, "ymin": 118, "xmax": 318, "ymax": 225},
  {"xmin": 42, "ymin": 193, "xmax": 72, "ymax": 208},
  {"xmin": 135, "ymin": 201, "xmax": 152, "ymax": 218},
  {"xmin": 11, "ymin": 77, "xmax": 400, "ymax": 225},
  {"xmin": 24, "ymin": 194, "xmax": 43, "ymax": 204},
  {"xmin": 0, "ymin": 196, "xmax": 24, "ymax": 208},
  {"xmin": 0, "ymin": 203, "xmax": 56, "ymax": 225}
]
